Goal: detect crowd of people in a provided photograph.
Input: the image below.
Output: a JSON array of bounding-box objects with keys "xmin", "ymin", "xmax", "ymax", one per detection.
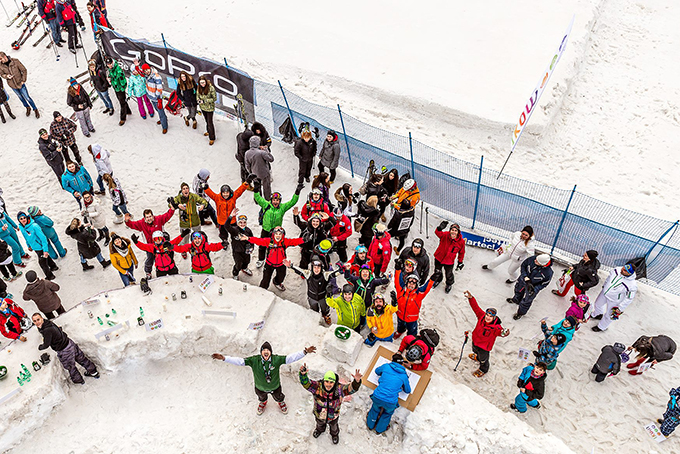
[{"xmin": 0, "ymin": 7, "xmax": 677, "ymax": 446}]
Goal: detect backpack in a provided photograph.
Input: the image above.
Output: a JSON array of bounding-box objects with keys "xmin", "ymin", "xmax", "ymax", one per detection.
[
  {"xmin": 165, "ymin": 90, "xmax": 182, "ymax": 116},
  {"xmin": 420, "ymin": 328, "xmax": 440, "ymax": 352},
  {"xmin": 62, "ymin": 3, "xmax": 76, "ymax": 21},
  {"xmin": 258, "ymin": 205, "xmax": 272, "ymax": 226},
  {"xmin": 278, "ymin": 116, "xmax": 295, "ymax": 144}
]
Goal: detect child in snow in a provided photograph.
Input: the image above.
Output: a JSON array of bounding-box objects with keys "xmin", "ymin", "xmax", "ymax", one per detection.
[
  {"xmin": 396, "ymin": 328, "xmax": 440, "ymax": 371},
  {"xmin": 242, "ymin": 226, "xmax": 303, "ymax": 291},
  {"xmin": 173, "ymin": 231, "xmax": 223, "ymax": 275},
  {"xmin": 591, "ymin": 342, "xmax": 626, "ymax": 382},
  {"xmin": 225, "ymin": 211, "xmax": 254, "ymax": 279},
  {"xmin": 17, "ymin": 211, "xmax": 58, "ymax": 280},
  {"xmin": 299, "ymin": 364, "xmax": 362, "ymax": 445},
  {"xmin": 212, "ymin": 342, "xmax": 316, "ymax": 416},
  {"xmin": 541, "ymin": 316, "xmax": 576, "ymax": 368},
  {"xmin": 102, "ymin": 173, "xmax": 129, "ymax": 222},
  {"xmin": 657, "ymin": 387, "xmax": 680, "ymax": 438},
  {"xmin": 131, "ymin": 231, "xmax": 181, "ymax": 277},
  {"xmin": 127, "ymin": 68, "xmax": 153, "ymax": 119},
  {"xmin": 366, "ymin": 354, "xmax": 411, "ymax": 434},
  {"xmin": 287, "ymin": 257, "xmax": 342, "ymax": 326},
  {"xmin": 0, "ymin": 239, "xmax": 22, "ymax": 282},
  {"xmin": 464, "ymin": 290, "xmax": 509, "ymax": 377},
  {"xmin": 109, "ymin": 233, "xmax": 138, "ymax": 287},
  {"xmin": 365, "ymin": 293, "xmax": 398, "ymax": 346},
  {"xmin": 565, "ymin": 294, "xmax": 590, "ymax": 329},
  {"xmin": 432, "ymin": 220, "xmax": 465, "ymax": 294},
  {"xmin": 81, "ymin": 191, "xmax": 110, "ymax": 246},
  {"xmin": 88, "ymin": 144, "xmax": 114, "ymax": 195},
  {"xmin": 325, "ymin": 283, "xmax": 366, "ymax": 332},
  {"xmin": 533, "ymin": 329, "xmax": 566, "ymax": 368},
  {"xmin": 65, "ymin": 218, "xmax": 111, "ymax": 271},
  {"xmin": 393, "ymin": 269, "xmax": 435, "ymax": 339},
  {"xmin": 0, "ymin": 297, "xmax": 28, "ymax": 341},
  {"xmin": 510, "ymin": 362, "xmax": 547, "ymax": 413},
  {"xmin": 368, "ymin": 224, "xmax": 391, "ymax": 277},
  {"xmin": 27, "ymin": 206, "xmax": 67, "ymax": 260}
]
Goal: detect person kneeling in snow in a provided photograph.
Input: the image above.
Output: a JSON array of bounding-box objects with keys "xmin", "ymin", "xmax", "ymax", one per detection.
[
  {"xmin": 0, "ymin": 297, "xmax": 28, "ymax": 341},
  {"xmin": 366, "ymin": 354, "xmax": 411, "ymax": 434},
  {"xmin": 365, "ymin": 293, "xmax": 398, "ymax": 347},
  {"xmin": 173, "ymin": 231, "xmax": 222, "ymax": 275},
  {"xmin": 396, "ymin": 328, "xmax": 439, "ymax": 371},
  {"xmin": 299, "ymin": 364, "xmax": 362, "ymax": 445},
  {"xmin": 464, "ymin": 290, "xmax": 509, "ymax": 377},
  {"xmin": 510, "ymin": 362, "xmax": 547, "ymax": 413},
  {"xmin": 33, "ymin": 312, "xmax": 100, "ymax": 384},
  {"xmin": 212, "ymin": 342, "xmax": 316, "ymax": 416}
]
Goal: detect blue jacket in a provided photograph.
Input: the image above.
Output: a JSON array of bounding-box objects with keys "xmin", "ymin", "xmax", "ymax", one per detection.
[
  {"xmin": 19, "ymin": 219, "xmax": 50, "ymax": 251},
  {"xmin": 32, "ymin": 214, "xmax": 59, "ymax": 240},
  {"xmin": 61, "ymin": 165, "xmax": 93, "ymax": 196},
  {"xmin": 548, "ymin": 320, "xmax": 575, "ymax": 354},
  {"xmin": 0, "ymin": 213, "xmax": 18, "ymax": 239},
  {"xmin": 519, "ymin": 256, "xmax": 554, "ymax": 292},
  {"xmin": 371, "ymin": 362, "xmax": 411, "ymax": 405}
]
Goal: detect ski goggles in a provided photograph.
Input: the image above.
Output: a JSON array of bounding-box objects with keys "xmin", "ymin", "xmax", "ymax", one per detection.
[
  {"xmin": 191, "ymin": 231, "xmax": 203, "ymax": 239},
  {"xmin": 271, "ymin": 192, "xmax": 282, "ymax": 200},
  {"xmin": 355, "ymin": 245, "xmax": 368, "ymax": 253},
  {"xmin": 236, "ymin": 215, "xmax": 248, "ymax": 222},
  {"xmin": 272, "ymin": 227, "xmax": 285, "ymax": 234},
  {"xmin": 485, "ymin": 308, "xmax": 498, "ymax": 317}
]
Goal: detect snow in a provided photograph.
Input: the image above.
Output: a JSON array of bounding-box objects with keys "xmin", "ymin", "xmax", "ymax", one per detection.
[{"xmin": 0, "ymin": 0, "xmax": 678, "ymax": 452}]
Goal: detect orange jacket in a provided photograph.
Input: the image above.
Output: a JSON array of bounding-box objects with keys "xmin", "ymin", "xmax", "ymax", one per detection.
[
  {"xmin": 204, "ymin": 182, "xmax": 248, "ymax": 226},
  {"xmin": 394, "ymin": 269, "xmax": 433, "ymax": 322},
  {"xmin": 393, "ymin": 187, "xmax": 420, "ymax": 210}
]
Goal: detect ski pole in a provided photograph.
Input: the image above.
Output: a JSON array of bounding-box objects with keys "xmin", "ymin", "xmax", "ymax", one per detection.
[
  {"xmin": 77, "ymin": 29, "xmax": 88, "ymax": 63},
  {"xmin": 453, "ymin": 331, "xmax": 470, "ymax": 371},
  {"xmin": 0, "ymin": 0, "xmax": 10, "ymax": 21},
  {"xmin": 419, "ymin": 202, "xmax": 423, "ymax": 234},
  {"xmin": 425, "ymin": 206, "xmax": 429, "ymax": 239}
]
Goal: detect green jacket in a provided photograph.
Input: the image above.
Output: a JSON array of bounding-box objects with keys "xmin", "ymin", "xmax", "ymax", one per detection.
[
  {"xmin": 172, "ymin": 192, "xmax": 208, "ymax": 229},
  {"xmin": 326, "ymin": 294, "xmax": 366, "ymax": 329},
  {"xmin": 197, "ymin": 85, "xmax": 217, "ymax": 112},
  {"xmin": 254, "ymin": 191, "xmax": 299, "ymax": 232},
  {"xmin": 108, "ymin": 61, "xmax": 127, "ymax": 93}
]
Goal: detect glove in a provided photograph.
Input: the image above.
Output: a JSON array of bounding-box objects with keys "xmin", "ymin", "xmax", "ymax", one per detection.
[
  {"xmin": 394, "ymin": 258, "xmax": 404, "ymax": 270},
  {"xmin": 252, "ymin": 179, "xmax": 262, "ymax": 194},
  {"xmin": 200, "ymin": 182, "xmax": 209, "ymax": 192},
  {"xmin": 611, "ymin": 307, "xmax": 622, "ymax": 320},
  {"xmin": 525, "ymin": 282, "xmax": 535, "ymax": 295},
  {"xmin": 167, "ymin": 197, "xmax": 178, "ymax": 209},
  {"xmin": 295, "ymin": 182, "xmax": 304, "ymax": 195},
  {"xmin": 437, "ymin": 220, "xmax": 448, "ymax": 231},
  {"xmin": 532, "ymin": 350, "xmax": 539, "ymax": 357},
  {"xmin": 246, "ymin": 173, "xmax": 257, "ymax": 185},
  {"xmin": 325, "ymin": 283, "xmax": 334, "ymax": 298},
  {"xmin": 130, "ymin": 234, "xmax": 139, "ymax": 244},
  {"xmin": 456, "ymin": 262, "xmax": 464, "ymax": 271},
  {"xmin": 390, "ymin": 290, "xmax": 398, "ymax": 306}
]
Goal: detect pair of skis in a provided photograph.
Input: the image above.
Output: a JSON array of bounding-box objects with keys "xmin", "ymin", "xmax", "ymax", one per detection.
[
  {"xmin": 12, "ymin": 13, "xmax": 40, "ymax": 49},
  {"xmin": 6, "ymin": 1, "xmax": 35, "ymax": 27},
  {"xmin": 233, "ymin": 93, "xmax": 249, "ymax": 129}
]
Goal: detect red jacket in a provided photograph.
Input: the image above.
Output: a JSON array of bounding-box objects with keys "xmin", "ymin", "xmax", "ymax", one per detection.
[
  {"xmin": 468, "ymin": 297, "xmax": 504, "ymax": 351},
  {"xmin": 394, "ymin": 270, "xmax": 433, "ymax": 322},
  {"xmin": 368, "ymin": 233, "xmax": 392, "ymax": 274},
  {"xmin": 398, "ymin": 335, "xmax": 432, "ymax": 371},
  {"xmin": 433, "ymin": 228, "xmax": 465, "ymax": 265},
  {"xmin": 174, "ymin": 236, "xmax": 223, "ymax": 271},
  {"xmin": 0, "ymin": 299, "xmax": 26, "ymax": 340},
  {"xmin": 204, "ymin": 183, "xmax": 248, "ymax": 226},
  {"xmin": 125, "ymin": 208, "xmax": 175, "ymax": 243},
  {"xmin": 301, "ymin": 199, "xmax": 332, "ymax": 221},
  {"xmin": 348, "ymin": 253, "xmax": 374, "ymax": 277},
  {"xmin": 249, "ymin": 235, "xmax": 304, "ymax": 267},
  {"xmin": 329, "ymin": 215, "xmax": 352, "ymax": 242},
  {"xmin": 134, "ymin": 235, "xmax": 182, "ymax": 272}
]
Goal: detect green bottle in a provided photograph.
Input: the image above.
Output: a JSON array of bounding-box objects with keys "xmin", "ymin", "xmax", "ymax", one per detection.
[
  {"xmin": 111, "ymin": 308, "xmax": 117, "ymax": 315},
  {"xmin": 97, "ymin": 316, "xmax": 103, "ymax": 325},
  {"xmin": 139, "ymin": 307, "xmax": 144, "ymax": 317},
  {"xmin": 17, "ymin": 376, "xmax": 23, "ymax": 386}
]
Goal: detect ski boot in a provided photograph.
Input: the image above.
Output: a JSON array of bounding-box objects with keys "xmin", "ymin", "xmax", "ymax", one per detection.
[
  {"xmin": 257, "ymin": 400, "xmax": 267, "ymax": 416},
  {"xmin": 278, "ymin": 401, "xmax": 288, "ymax": 414},
  {"xmin": 140, "ymin": 278, "xmax": 152, "ymax": 296},
  {"xmin": 84, "ymin": 370, "xmax": 100, "ymax": 379},
  {"xmin": 274, "ymin": 283, "xmax": 286, "ymax": 291}
]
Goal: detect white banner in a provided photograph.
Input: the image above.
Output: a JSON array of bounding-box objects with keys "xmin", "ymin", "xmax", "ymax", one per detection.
[{"xmin": 510, "ymin": 16, "xmax": 575, "ymax": 152}]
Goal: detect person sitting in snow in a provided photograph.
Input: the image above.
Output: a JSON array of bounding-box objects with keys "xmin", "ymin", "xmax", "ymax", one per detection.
[
  {"xmin": 299, "ymin": 364, "xmax": 362, "ymax": 445},
  {"xmin": 366, "ymin": 353, "xmax": 411, "ymax": 434},
  {"xmin": 131, "ymin": 231, "xmax": 181, "ymax": 277},
  {"xmin": 464, "ymin": 290, "xmax": 509, "ymax": 377},
  {"xmin": 325, "ymin": 283, "xmax": 366, "ymax": 332},
  {"xmin": 510, "ymin": 362, "xmax": 547, "ymax": 413},
  {"xmin": 241, "ymin": 226, "xmax": 303, "ymax": 291},
  {"xmin": 212, "ymin": 342, "xmax": 316, "ymax": 416},
  {"xmin": 0, "ymin": 297, "xmax": 28, "ymax": 341},
  {"xmin": 396, "ymin": 328, "xmax": 439, "ymax": 371},
  {"xmin": 365, "ymin": 293, "xmax": 398, "ymax": 347},
  {"xmin": 287, "ymin": 257, "xmax": 342, "ymax": 326},
  {"xmin": 173, "ymin": 231, "xmax": 223, "ymax": 275}
]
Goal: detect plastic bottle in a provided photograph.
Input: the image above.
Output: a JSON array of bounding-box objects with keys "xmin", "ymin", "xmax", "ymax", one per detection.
[
  {"xmin": 111, "ymin": 308, "xmax": 117, "ymax": 315},
  {"xmin": 139, "ymin": 307, "xmax": 144, "ymax": 317},
  {"xmin": 97, "ymin": 316, "xmax": 103, "ymax": 325}
]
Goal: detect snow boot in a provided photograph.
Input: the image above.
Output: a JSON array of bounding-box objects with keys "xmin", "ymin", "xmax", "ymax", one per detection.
[
  {"xmin": 242, "ymin": 268, "xmax": 253, "ymax": 277},
  {"xmin": 481, "ymin": 265, "xmax": 489, "ymax": 270},
  {"xmin": 510, "ymin": 403, "xmax": 518, "ymax": 411},
  {"xmin": 591, "ymin": 326, "xmax": 603, "ymax": 332},
  {"xmin": 84, "ymin": 370, "xmax": 100, "ymax": 379},
  {"xmin": 468, "ymin": 353, "xmax": 478, "ymax": 361},
  {"xmin": 312, "ymin": 429, "xmax": 321, "ymax": 438},
  {"xmin": 472, "ymin": 369, "xmax": 485, "ymax": 378},
  {"xmin": 444, "ymin": 285, "xmax": 452, "ymax": 294},
  {"xmin": 140, "ymin": 278, "xmax": 152, "ymax": 295},
  {"xmin": 323, "ymin": 315, "xmax": 332, "ymax": 326},
  {"xmin": 82, "ymin": 262, "xmax": 94, "ymax": 271},
  {"xmin": 551, "ymin": 289, "xmax": 560, "ymax": 296},
  {"xmin": 393, "ymin": 331, "xmax": 404, "ymax": 340},
  {"xmin": 257, "ymin": 400, "xmax": 267, "ymax": 416},
  {"xmin": 592, "ymin": 314, "xmax": 603, "ymax": 320},
  {"xmin": 332, "ymin": 435, "xmax": 339, "ymax": 444},
  {"xmin": 16, "ymin": 262, "xmax": 26, "ymax": 268},
  {"xmin": 274, "ymin": 283, "xmax": 286, "ymax": 291},
  {"xmin": 101, "ymin": 260, "xmax": 111, "ymax": 269},
  {"xmin": 34, "ymin": 109, "xmax": 40, "ymax": 119},
  {"xmin": 25, "ymin": 106, "xmax": 31, "ymax": 117},
  {"xmin": 278, "ymin": 401, "xmax": 288, "ymax": 414},
  {"xmin": 505, "ymin": 279, "xmax": 514, "ymax": 284},
  {"xmin": 512, "ymin": 313, "xmax": 523, "ymax": 320},
  {"xmin": 626, "ymin": 358, "xmax": 645, "ymax": 369},
  {"xmin": 506, "ymin": 298, "xmax": 518, "ymax": 304},
  {"xmin": 21, "ymin": 253, "xmax": 30, "ymax": 259}
]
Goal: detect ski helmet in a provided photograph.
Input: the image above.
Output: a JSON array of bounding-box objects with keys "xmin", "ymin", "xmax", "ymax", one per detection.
[
  {"xmin": 406, "ymin": 274, "xmax": 419, "ymax": 285},
  {"xmin": 373, "ymin": 293, "xmax": 385, "ymax": 304},
  {"xmin": 355, "ymin": 245, "xmax": 368, "ymax": 254},
  {"xmin": 310, "ymin": 188, "xmax": 322, "ymax": 198},
  {"xmin": 152, "ymin": 231, "xmax": 164, "ymax": 242},
  {"xmin": 405, "ymin": 345, "xmax": 423, "ymax": 363},
  {"xmin": 420, "ymin": 328, "xmax": 440, "ymax": 349},
  {"xmin": 311, "ymin": 259, "xmax": 322, "ymax": 269},
  {"xmin": 272, "ymin": 226, "xmax": 285, "ymax": 235},
  {"xmin": 412, "ymin": 238, "xmax": 424, "ymax": 249},
  {"xmin": 373, "ymin": 224, "xmax": 387, "ymax": 235},
  {"xmin": 404, "ymin": 258, "xmax": 417, "ymax": 269},
  {"xmin": 271, "ymin": 192, "xmax": 282, "ymax": 201},
  {"xmin": 27, "ymin": 206, "xmax": 40, "ymax": 217},
  {"xmin": 403, "ymin": 179, "xmax": 416, "ymax": 191},
  {"xmin": 318, "ymin": 239, "xmax": 332, "ymax": 254},
  {"xmin": 332, "ymin": 207, "xmax": 343, "ymax": 219},
  {"xmin": 191, "ymin": 231, "xmax": 203, "ymax": 240},
  {"xmin": 342, "ymin": 283, "xmax": 354, "ymax": 294}
]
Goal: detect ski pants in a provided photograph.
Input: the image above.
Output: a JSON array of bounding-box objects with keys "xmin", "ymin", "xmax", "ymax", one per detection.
[
  {"xmin": 486, "ymin": 252, "xmax": 522, "ymax": 281},
  {"xmin": 156, "ymin": 267, "xmax": 179, "ymax": 278},
  {"xmin": 317, "ymin": 162, "xmax": 336, "ymax": 183},
  {"xmin": 56, "ymin": 339, "xmax": 98, "ymax": 384},
  {"xmin": 254, "ymin": 385, "xmax": 285, "ymax": 403},
  {"xmin": 554, "ymin": 277, "xmax": 583, "ymax": 297},
  {"xmin": 332, "ymin": 239, "xmax": 348, "ymax": 263},
  {"xmin": 434, "ymin": 259, "xmax": 454, "ymax": 287},
  {"xmin": 46, "ymin": 232, "xmax": 67, "ymax": 260},
  {"xmin": 513, "ymin": 281, "xmax": 539, "ymax": 316},
  {"xmin": 396, "ymin": 317, "xmax": 418, "ymax": 337},
  {"xmin": 660, "ymin": 411, "xmax": 680, "ymax": 437},
  {"xmin": 308, "ymin": 297, "xmax": 330, "ymax": 317},
  {"xmin": 315, "ymin": 417, "xmax": 339, "ymax": 437},
  {"xmin": 260, "ymin": 264, "xmax": 286, "ymax": 289},
  {"xmin": 1, "ymin": 231, "xmax": 26, "ymax": 264},
  {"xmin": 514, "ymin": 392, "xmax": 539, "ymax": 413},
  {"xmin": 472, "ymin": 344, "xmax": 491, "ymax": 373},
  {"xmin": 136, "ymin": 94, "xmax": 153, "ymax": 118},
  {"xmin": 114, "ymin": 90, "xmax": 131, "ymax": 122},
  {"xmin": 232, "ymin": 251, "xmax": 250, "ymax": 277},
  {"xmin": 11, "ymin": 84, "xmax": 36, "ymax": 110},
  {"xmin": 590, "ymin": 365, "xmax": 609, "ymax": 382},
  {"xmin": 297, "ymin": 159, "xmax": 313, "ymax": 184},
  {"xmin": 65, "ymin": 23, "xmax": 78, "ymax": 51},
  {"xmin": 366, "ymin": 396, "xmax": 397, "ymax": 434},
  {"xmin": 75, "ymin": 108, "xmax": 94, "ymax": 135},
  {"xmin": 591, "ymin": 293, "xmax": 619, "ymax": 331}
]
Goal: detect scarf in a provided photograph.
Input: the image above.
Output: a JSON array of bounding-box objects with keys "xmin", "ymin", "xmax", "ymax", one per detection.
[
  {"xmin": 261, "ymin": 357, "xmax": 274, "ymax": 383},
  {"xmin": 114, "ymin": 243, "xmax": 129, "ymax": 258}
]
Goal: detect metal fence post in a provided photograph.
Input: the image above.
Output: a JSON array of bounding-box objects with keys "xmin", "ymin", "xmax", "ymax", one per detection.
[
  {"xmin": 223, "ymin": 57, "xmax": 229, "ymax": 68},
  {"xmin": 277, "ymin": 80, "xmax": 299, "ymax": 138},
  {"xmin": 337, "ymin": 104, "xmax": 355, "ymax": 178},
  {"xmin": 471, "ymin": 156, "xmax": 484, "ymax": 230},
  {"xmin": 551, "ymin": 185, "xmax": 577, "ymax": 255},
  {"xmin": 408, "ymin": 132, "xmax": 416, "ymax": 180},
  {"xmin": 644, "ymin": 221, "xmax": 680, "ymax": 274}
]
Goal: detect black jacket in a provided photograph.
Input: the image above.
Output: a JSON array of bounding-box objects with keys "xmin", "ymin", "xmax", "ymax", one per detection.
[
  {"xmin": 251, "ymin": 122, "xmax": 271, "ymax": 148},
  {"xmin": 0, "ymin": 78, "xmax": 7, "ymax": 104},
  {"xmin": 89, "ymin": 67, "xmax": 110, "ymax": 92},
  {"xmin": 366, "ymin": 182, "xmax": 388, "ymax": 202},
  {"xmin": 67, "ymin": 87, "xmax": 92, "ymax": 112},
  {"xmin": 634, "ymin": 335, "xmax": 677, "ymax": 363},
  {"xmin": 388, "ymin": 207, "xmax": 415, "ymax": 238},
  {"xmin": 294, "ymin": 137, "xmax": 317, "ymax": 162},
  {"xmin": 517, "ymin": 368, "xmax": 546, "ymax": 401},
  {"xmin": 65, "ymin": 224, "xmax": 101, "ymax": 259},
  {"xmin": 570, "ymin": 258, "xmax": 600, "ymax": 292},
  {"xmin": 38, "ymin": 135, "xmax": 64, "ymax": 164},
  {"xmin": 357, "ymin": 201, "xmax": 380, "ymax": 236},
  {"xmin": 0, "ymin": 240, "xmax": 11, "ymax": 263},
  {"xmin": 176, "ymin": 84, "xmax": 198, "ymax": 108},
  {"xmin": 294, "ymin": 215, "xmax": 332, "ymax": 251},
  {"xmin": 398, "ymin": 246, "xmax": 430, "ymax": 286},
  {"xmin": 38, "ymin": 319, "xmax": 70, "ymax": 351},
  {"xmin": 225, "ymin": 220, "xmax": 254, "ymax": 255},
  {"xmin": 236, "ymin": 130, "xmax": 254, "ymax": 164}
]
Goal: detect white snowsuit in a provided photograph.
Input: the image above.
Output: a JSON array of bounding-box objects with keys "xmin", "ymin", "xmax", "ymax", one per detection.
[
  {"xmin": 485, "ymin": 231, "xmax": 536, "ymax": 281},
  {"xmin": 592, "ymin": 267, "xmax": 637, "ymax": 330}
]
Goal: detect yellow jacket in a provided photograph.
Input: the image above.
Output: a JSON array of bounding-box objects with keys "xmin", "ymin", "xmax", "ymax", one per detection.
[
  {"xmin": 366, "ymin": 304, "xmax": 398, "ymax": 338},
  {"xmin": 109, "ymin": 239, "xmax": 138, "ymax": 274}
]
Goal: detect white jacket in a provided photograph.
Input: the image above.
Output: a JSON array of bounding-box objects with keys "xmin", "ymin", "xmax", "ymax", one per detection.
[
  {"xmin": 501, "ymin": 231, "xmax": 536, "ymax": 261},
  {"xmin": 82, "ymin": 198, "xmax": 107, "ymax": 229},
  {"xmin": 91, "ymin": 144, "xmax": 113, "ymax": 176},
  {"xmin": 598, "ymin": 267, "xmax": 637, "ymax": 310}
]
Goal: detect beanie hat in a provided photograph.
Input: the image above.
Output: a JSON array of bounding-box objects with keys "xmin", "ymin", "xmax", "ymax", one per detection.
[
  {"xmin": 612, "ymin": 342, "xmax": 626, "ymax": 354},
  {"xmin": 565, "ymin": 316, "xmax": 577, "ymax": 327},
  {"xmin": 323, "ymin": 371, "xmax": 337, "ymax": 382},
  {"xmin": 522, "ymin": 226, "xmax": 534, "ymax": 237},
  {"xmin": 53, "ymin": 111, "xmax": 62, "ymax": 119},
  {"xmin": 536, "ymin": 254, "xmax": 551, "ymax": 266},
  {"xmin": 69, "ymin": 77, "xmax": 78, "ymax": 87},
  {"xmin": 27, "ymin": 206, "xmax": 39, "ymax": 217},
  {"xmin": 38, "ymin": 128, "xmax": 47, "ymax": 136},
  {"xmin": 16, "ymin": 211, "xmax": 28, "ymax": 221},
  {"xmin": 25, "ymin": 270, "xmax": 37, "ymax": 283},
  {"xmin": 327, "ymin": 129, "xmax": 336, "ymax": 137},
  {"xmin": 141, "ymin": 63, "xmax": 151, "ymax": 72},
  {"xmin": 260, "ymin": 342, "xmax": 272, "ymax": 354},
  {"xmin": 180, "ymin": 182, "xmax": 189, "ymax": 190},
  {"xmin": 586, "ymin": 250, "xmax": 598, "ymax": 261},
  {"xmin": 623, "ymin": 263, "xmax": 635, "ymax": 275}
]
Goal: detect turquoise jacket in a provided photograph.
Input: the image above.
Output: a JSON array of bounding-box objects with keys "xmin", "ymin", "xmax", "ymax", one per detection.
[
  {"xmin": 0, "ymin": 213, "xmax": 18, "ymax": 240},
  {"xmin": 33, "ymin": 214, "xmax": 59, "ymax": 240},
  {"xmin": 19, "ymin": 218, "xmax": 50, "ymax": 252},
  {"xmin": 61, "ymin": 165, "xmax": 93, "ymax": 195}
]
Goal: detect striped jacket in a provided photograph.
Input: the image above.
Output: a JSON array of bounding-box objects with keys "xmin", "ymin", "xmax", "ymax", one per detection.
[{"xmin": 145, "ymin": 69, "xmax": 164, "ymax": 102}]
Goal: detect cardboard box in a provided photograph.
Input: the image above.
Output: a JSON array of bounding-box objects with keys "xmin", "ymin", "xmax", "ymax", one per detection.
[{"xmin": 361, "ymin": 345, "xmax": 432, "ymax": 411}]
